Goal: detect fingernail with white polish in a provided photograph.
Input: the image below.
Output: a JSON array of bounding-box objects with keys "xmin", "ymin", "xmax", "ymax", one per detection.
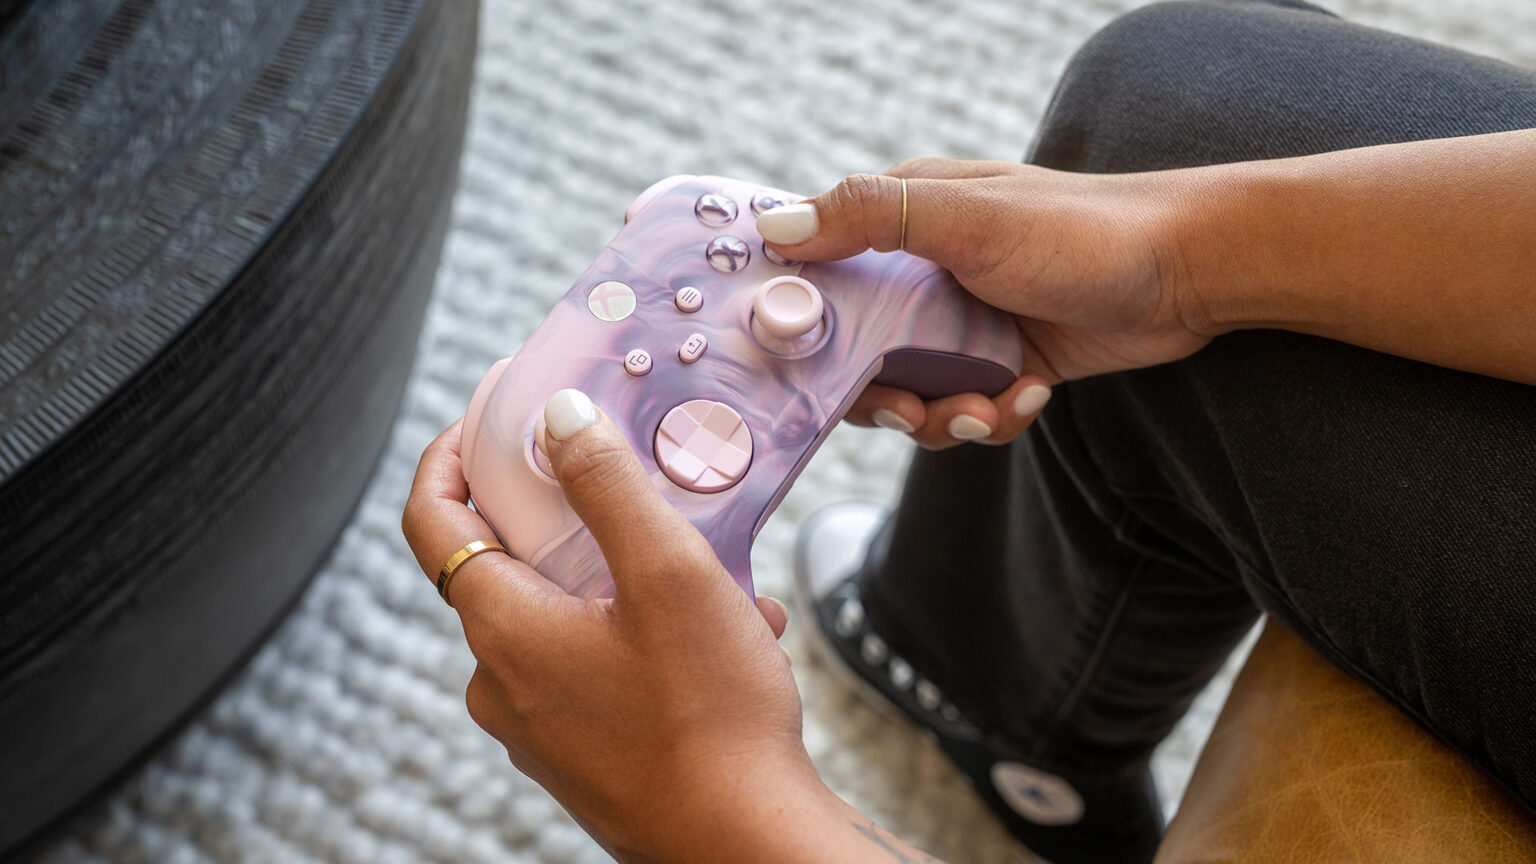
[
  {"xmin": 781, "ymin": 646, "xmax": 794, "ymax": 667},
  {"xmin": 1012, "ymin": 384, "xmax": 1052, "ymax": 418},
  {"xmin": 544, "ymin": 388, "xmax": 599, "ymax": 440},
  {"xmin": 948, "ymin": 414, "xmax": 993, "ymax": 440},
  {"xmin": 756, "ymin": 202, "xmax": 819, "ymax": 245},
  {"xmin": 872, "ymin": 408, "xmax": 916, "ymax": 434},
  {"xmin": 534, "ymin": 413, "xmax": 550, "ymax": 456}
]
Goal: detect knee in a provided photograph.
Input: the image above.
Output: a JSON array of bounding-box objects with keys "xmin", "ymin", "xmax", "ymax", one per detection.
[
  {"xmin": 1070, "ymin": 0, "xmax": 1325, "ymax": 74},
  {"xmin": 1081, "ymin": 1, "xmax": 1226, "ymax": 60},
  {"xmin": 1031, "ymin": 0, "xmax": 1331, "ymax": 171}
]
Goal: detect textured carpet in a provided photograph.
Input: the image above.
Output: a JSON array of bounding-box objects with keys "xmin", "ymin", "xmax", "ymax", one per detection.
[{"xmin": 31, "ymin": 1, "xmax": 1536, "ymax": 862}]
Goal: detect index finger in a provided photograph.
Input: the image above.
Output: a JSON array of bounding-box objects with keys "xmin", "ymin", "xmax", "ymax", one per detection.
[{"xmin": 402, "ymin": 420, "xmax": 568, "ymax": 617}]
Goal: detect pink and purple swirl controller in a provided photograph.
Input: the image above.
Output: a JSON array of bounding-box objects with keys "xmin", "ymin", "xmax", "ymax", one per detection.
[{"xmin": 459, "ymin": 175, "xmax": 1024, "ymax": 599}]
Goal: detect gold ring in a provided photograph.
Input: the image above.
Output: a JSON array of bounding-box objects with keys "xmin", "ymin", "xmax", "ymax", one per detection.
[
  {"xmin": 437, "ymin": 539, "xmax": 507, "ymax": 605},
  {"xmin": 898, "ymin": 177, "xmax": 908, "ymax": 252}
]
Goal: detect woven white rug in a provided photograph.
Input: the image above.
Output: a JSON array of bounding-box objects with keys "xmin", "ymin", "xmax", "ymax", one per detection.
[{"xmin": 33, "ymin": 1, "xmax": 1535, "ymax": 862}]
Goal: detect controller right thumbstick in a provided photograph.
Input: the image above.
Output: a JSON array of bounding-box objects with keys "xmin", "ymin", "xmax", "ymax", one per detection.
[{"xmin": 751, "ymin": 276, "xmax": 826, "ymax": 353}]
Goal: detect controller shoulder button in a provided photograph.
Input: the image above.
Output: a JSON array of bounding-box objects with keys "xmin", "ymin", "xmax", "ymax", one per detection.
[{"xmin": 625, "ymin": 175, "xmax": 696, "ymax": 223}]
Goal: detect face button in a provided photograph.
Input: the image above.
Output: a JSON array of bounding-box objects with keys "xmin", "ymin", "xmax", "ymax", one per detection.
[
  {"xmin": 751, "ymin": 191, "xmax": 789, "ymax": 215},
  {"xmin": 762, "ymin": 242, "xmax": 795, "ymax": 267},
  {"xmin": 654, "ymin": 400, "xmax": 753, "ymax": 493},
  {"xmin": 679, "ymin": 333, "xmax": 707, "ymax": 364},
  {"xmin": 587, "ymin": 280, "xmax": 636, "ymax": 322},
  {"xmin": 623, "ymin": 348, "xmax": 653, "ymax": 376},
  {"xmin": 674, "ymin": 286, "xmax": 703, "ymax": 313},
  {"xmin": 706, "ymin": 235, "xmax": 751, "ymax": 273},
  {"xmin": 694, "ymin": 193, "xmax": 739, "ymax": 227},
  {"xmin": 750, "ymin": 275, "xmax": 825, "ymax": 354}
]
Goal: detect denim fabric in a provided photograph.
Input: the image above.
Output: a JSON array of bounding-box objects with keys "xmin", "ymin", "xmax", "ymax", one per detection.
[{"xmin": 859, "ymin": 0, "xmax": 1536, "ymax": 812}]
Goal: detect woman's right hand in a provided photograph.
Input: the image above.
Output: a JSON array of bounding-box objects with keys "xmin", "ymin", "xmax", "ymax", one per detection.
[{"xmin": 759, "ymin": 158, "xmax": 1214, "ymax": 448}]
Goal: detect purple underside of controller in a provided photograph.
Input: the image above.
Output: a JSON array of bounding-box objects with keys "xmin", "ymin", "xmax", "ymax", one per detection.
[
  {"xmin": 460, "ymin": 175, "xmax": 1024, "ymax": 600},
  {"xmin": 874, "ymin": 347, "xmax": 1016, "ymax": 401}
]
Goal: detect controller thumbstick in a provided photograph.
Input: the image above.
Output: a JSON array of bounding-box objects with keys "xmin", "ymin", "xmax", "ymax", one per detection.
[{"xmin": 751, "ymin": 276, "xmax": 826, "ymax": 354}]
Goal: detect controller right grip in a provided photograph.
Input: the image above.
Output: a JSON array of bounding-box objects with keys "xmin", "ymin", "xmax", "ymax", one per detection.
[{"xmin": 872, "ymin": 347, "xmax": 1019, "ymax": 400}]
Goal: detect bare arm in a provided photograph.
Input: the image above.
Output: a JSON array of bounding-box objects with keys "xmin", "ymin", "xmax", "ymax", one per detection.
[
  {"xmin": 1179, "ymin": 129, "xmax": 1536, "ymax": 385},
  {"xmin": 765, "ymin": 131, "xmax": 1536, "ymax": 447}
]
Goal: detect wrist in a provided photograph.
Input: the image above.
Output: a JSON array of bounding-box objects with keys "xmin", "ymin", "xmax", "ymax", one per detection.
[
  {"xmin": 1160, "ymin": 159, "xmax": 1330, "ymax": 339},
  {"xmin": 610, "ymin": 745, "xmax": 951, "ymax": 864},
  {"xmin": 1154, "ymin": 161, "xmax": 1283, "ymax": 339},
  {"xmin": 610, "ymin": 746, "xmax": 838, "ymax": 864},
  {"xmin": 1149, "ymin": 167, "xmax": 1235, "ymax": 339}
]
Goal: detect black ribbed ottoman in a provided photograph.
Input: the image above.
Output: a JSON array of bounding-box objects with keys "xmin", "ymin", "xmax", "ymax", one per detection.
[{"xmin": 0, "ymin": 0, "xmax": 477, "ymax": 854}]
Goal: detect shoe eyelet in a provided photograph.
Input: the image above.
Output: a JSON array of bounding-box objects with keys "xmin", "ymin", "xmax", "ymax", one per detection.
[
  {"xmin": 915, "ymin": 679, "xmax": 942, "ymax": 711},
  {"xmin": 834, "ymin": 596, "xmax": 864, "ymax": 638},
  {"xmin": 859, "ymin": 632, "xmax": 888, "ymax": 665}
]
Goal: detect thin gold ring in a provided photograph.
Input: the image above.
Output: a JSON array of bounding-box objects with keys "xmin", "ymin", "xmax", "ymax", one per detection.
[
  {"xmin": 898, "ymin": 177, "xmax": 908, "ymax": 252},
  {"xmin": 436, "ymin": 539, "xmax": 507, "ymax": 605}
]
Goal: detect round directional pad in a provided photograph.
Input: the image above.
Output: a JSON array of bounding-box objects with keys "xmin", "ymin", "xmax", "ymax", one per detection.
[{"xmin": 654, "ymin": 400, "xmax": 753, "ymax": 493}]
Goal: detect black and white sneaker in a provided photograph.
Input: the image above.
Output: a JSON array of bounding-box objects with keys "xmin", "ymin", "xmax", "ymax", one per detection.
[{"xmin": 792, "ymin": 501, "xmax": 1164, "ymax": 864}]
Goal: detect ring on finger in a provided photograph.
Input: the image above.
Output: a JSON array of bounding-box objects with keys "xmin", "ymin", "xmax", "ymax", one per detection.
[{"xmin": 437, "ymin": 539, "xmax": 507, "ymax": 605}]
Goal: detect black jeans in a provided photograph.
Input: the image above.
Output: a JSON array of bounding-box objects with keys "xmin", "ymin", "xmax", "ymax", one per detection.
[{"xmin": 858, "ymin": 0, "xmax": 1536, "ymax": 813}]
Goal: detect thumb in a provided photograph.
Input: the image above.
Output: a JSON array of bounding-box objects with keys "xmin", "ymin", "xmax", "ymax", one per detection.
[
  {"xmin": 756, "ymin": 172, "xmax": 987, "ymax": 270},
  {"xmin": 539, "ymin": 389, "xmax": 726, "ymax": 603}
]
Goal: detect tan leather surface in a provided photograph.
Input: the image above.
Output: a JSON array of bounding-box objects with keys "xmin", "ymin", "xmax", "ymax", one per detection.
[{"xmin": 1155, "ymin": 622, "xmax": 1536, "ymax": 863}]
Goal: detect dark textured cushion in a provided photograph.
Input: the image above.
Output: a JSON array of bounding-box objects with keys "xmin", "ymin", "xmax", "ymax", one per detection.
[{"xmin": 0, "ymin": 0, "xmax": 477, "ymax": 854}]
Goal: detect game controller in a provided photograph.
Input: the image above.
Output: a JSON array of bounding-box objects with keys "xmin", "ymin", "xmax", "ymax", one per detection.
[{"xmin": 459, "ymin": 175, "xmax": 1024, "ymax": 599}]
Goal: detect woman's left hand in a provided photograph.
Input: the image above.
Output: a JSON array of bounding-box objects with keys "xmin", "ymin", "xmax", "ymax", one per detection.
[{"xmin": 401, "ymin": 395, "xmax": 811, "ymax": 862}]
